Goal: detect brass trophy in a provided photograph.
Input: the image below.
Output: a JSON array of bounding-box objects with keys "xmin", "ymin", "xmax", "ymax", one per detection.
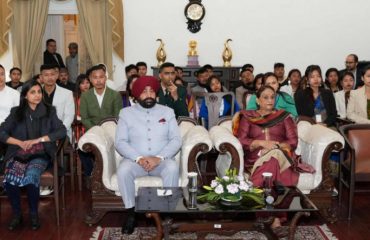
[
  {"xmin": 222, "ymin": 39, "xmax": 233, "ymax": 67},
  {"xmin": 187, "ymin": 40, "xmax": 199, "ymax": 66},
  {"xmin": 156, "ymin": 39, "xmax": 167, "ymax": 67},
  {"xmin": 188, "ymin": 40, "xmax": 198, "ymax": 56}
]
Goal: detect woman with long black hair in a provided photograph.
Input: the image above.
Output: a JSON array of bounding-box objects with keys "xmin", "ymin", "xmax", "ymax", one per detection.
[
  {"xmin": 0, "ymin": 79, "xmax": 66, "ymax": 230},
  {"xmin": 295, "ymin": 65, "xmax": 337, "ymax": 127}
]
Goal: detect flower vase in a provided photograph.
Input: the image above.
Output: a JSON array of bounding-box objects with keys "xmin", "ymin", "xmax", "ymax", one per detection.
[{"xmin": 220, "ymin": 193, "xmax": 242, "ymax": 206}]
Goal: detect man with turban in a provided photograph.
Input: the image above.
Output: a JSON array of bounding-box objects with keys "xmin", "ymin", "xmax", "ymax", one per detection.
[{"xmin": 115, "ymin": 76, "xmax": 182, "ymax": 234}]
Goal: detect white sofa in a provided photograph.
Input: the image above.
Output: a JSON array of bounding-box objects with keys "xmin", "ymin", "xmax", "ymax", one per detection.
[
  {"xmin": 78, "ymin": 117, "xmax": 212, "ymax": 225},
  {"xmin": 209, "ymin": 117, "xmax": 344, "ymax": 222}
]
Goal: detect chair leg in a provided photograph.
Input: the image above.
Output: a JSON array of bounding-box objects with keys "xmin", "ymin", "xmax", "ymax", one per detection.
[
  {"xmin": 348, "ymin": 174, "xmax": 355, "ymax": 220},
  {"xmin": 54, "ymin": 182, "xmax": 60, "ymax": 226},
  {"xmin": 338, "ymin": 155, "xmax": 343, "ymax": 208},
  {"xmin": 69, "ymin": 150, "xmax": 75, "ymax": 191},
  {"xmin": 62, "ymin": 176, "xmax": 65, "ymax": 210},
  {"xmin": 77, "ymin": 153, "xmax": 82, "ymax": 191}
]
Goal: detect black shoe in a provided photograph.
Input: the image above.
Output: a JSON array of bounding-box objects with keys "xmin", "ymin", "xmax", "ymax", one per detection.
[
  {"xmin": 8, "ymin": 215, "xmax": 23, "ymax": 231},
  {"xmin": 121, "ymin": 214, "xmax": 137, "ymax": 235},
  {"xmin": 30, "ymin": 214, "xmax": 40, "ymax": 230}
]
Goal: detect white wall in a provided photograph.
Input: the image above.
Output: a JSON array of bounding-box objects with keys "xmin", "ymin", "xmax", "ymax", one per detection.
[
  {"xmin": 124, "ymin": 0, "xmax": 370, "ymax": 78},
  {"xmin": 1, "ymin": 0, "xmax": 370, "ymax": 86}
]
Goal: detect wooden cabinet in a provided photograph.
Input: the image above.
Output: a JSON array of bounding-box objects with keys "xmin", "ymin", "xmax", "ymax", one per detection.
[{"xmin": 151, "ymin": 66, "xmax": 241, "ymax": 91}]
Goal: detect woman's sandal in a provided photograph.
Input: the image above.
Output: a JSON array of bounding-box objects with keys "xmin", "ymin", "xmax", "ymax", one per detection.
[{"xmin": 271, "ymin": 225, "xmax": 289, "ymax": 238}]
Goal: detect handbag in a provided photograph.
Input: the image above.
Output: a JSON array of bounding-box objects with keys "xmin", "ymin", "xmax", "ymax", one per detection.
[{"xmin": 14, "ymin": 142, "xmax": 45, "ymax": 164}]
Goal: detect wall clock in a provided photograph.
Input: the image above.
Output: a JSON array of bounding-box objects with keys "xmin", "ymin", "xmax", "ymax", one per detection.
[{"xmin": 184, "ymin": 0, "xmax": 205, "ymax": 33}]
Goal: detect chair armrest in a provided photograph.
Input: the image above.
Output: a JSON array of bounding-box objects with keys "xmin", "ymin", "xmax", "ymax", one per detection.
[
  {"xmin": 78, "ymin": 126, "xmax": 117, "ymax": 193},
  {"xmin": 179, "ymin": 125, "xmax": 212, "ymax": 187},
  {"xmin": 297, "ymin": 123, "xmax": 344, "ymax": 191},
  {"xmin": 209, "ymin": 125, "xmax": 244, "ymax": 177}
]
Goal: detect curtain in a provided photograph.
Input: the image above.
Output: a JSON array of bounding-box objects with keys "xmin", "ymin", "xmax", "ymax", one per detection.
[
  {"xmin": 11, "ymin": 0, "xmax": 49, "ymax": 80},
  {"xmin": 109, "ymin": 0, "xmax": 124, "ymax": 61},
  {"xmin": 0, "ymin": 0, "xmax": 13, "ymax": 57},
  {"xmin": 76, "ymin": 0, "xmax": 113, "ymax": 79}
]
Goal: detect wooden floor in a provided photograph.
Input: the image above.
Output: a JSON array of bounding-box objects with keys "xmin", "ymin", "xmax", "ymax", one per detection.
[{"xmin": 0, "ymin": 179, "xmax": 370, "ymax": 240}]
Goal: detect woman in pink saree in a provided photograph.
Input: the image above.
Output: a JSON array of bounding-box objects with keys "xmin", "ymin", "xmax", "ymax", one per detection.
[{"xmin": 235, "ymin": 85, "xmax": 314, "ymax": 233}]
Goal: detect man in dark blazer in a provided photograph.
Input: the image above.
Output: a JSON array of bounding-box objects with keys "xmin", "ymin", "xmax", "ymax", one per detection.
[
  {"xmin": 157, "ymin": 62, "xmax": 189, "ymax": 118},
  {"xmin": 340, "ymin": 54, "xmax": 363, "ymax": 89},
  {"xmin": 43, "ymin": 39, "xmax": 65, "ymax": 68}
]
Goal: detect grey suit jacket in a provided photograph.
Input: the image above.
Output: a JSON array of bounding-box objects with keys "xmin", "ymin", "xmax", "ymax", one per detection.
[{"xmin": 115, "ymin": 104, "xmax": 182, "ymax": 161}]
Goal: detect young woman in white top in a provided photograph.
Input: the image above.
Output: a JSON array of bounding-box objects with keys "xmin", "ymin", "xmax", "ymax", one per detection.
[
  {"xmin": 334, "ymin": 72, "xmax": 354, "ymax": 118},
  {"xmin": 280, "ymin": 69, "xmax": 302, "ymax": 98}
]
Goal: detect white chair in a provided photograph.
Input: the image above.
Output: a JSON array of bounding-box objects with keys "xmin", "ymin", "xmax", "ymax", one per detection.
[
  {"xmin": 209, "ymin": 117, "xmax": 344, "ymax": 222},
  {"xmin": 78, "ymin": 117, "xmax": 212, "ymax": 225}
]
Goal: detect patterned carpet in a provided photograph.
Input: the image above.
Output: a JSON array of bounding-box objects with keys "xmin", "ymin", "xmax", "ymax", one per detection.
[{"xmin": 91, "ymin": 224, "xmax": 338, "ymax": 240}]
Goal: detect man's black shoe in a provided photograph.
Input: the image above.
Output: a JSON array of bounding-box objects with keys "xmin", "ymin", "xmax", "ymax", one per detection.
[
  {"xmin": 8, "ymin": 215, "xmax": 23, "ymax": 231},
  {"xmin": 121, "ymin": 214, "xmax": 137, "ymax": 234}
]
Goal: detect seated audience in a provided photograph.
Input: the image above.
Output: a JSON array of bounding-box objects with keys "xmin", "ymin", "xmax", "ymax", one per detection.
[
  {"xmin": 340, "ymin": 54, "xmax": 363, "ymax": 89},
  {"xmin": 6, "ymin": 67, "xmax": 23, "ymax": 92},
  {"xmin": 236, "ymin": 69, "xmax": 254, "ymax": 108},
  {"xmin": 295, "ymin": 65, "xmax": 337, "ymax": 127},
  {"xmin": 73, "ymin": 74, "xmax": 91, "ymax": 158},
  {"xmin": 324, "ymin": 68, "xmax": 341, "ymax": 93},
  {"xmin": 335, "ymin": 72, "xmax": 354, "ymax": 119},
  {"xmin": 175, "ymin": 66, "xmax": 184, "ymax": 79},
  {"xmin": 199, "ymin": 75, "xmax": 240, "ymax": 128},
  {"xmin": 157, "ymin": 62, "xmax": 189, "ymax": 118},
  {"xmin": 57, "ymin": 68, "xmax": 76, "ymax": 92},
  {"xmin": 79, "ymin": 64, "xmax": 122, "ymax": 177},
  {"xmin": 125, "ymin": 64, "xmax": 138, "ymax": 79},
  {"xmin": 0, "ymin": 65, "xmax": 20, "ymax": 162},
  {"xmin": 174, "ymin": 77, "xmax": 186, "ymax": 87},
  {"xmin": 347, "ymin": 65, "xmax": 370, "ymax": 123},
  {"xmin": 191, "ymin": 67, "xmax": 208, "ymax": 94},
  {"xmin": 253, "ymin": 73, "xmax": 263, "ymax": 92},
  {"xmin": 247, "ymin": 72, "xmax": 298, "ymax": 118},
  {"xmin": 0, "ymin": 80, "xmax": 66, "ymax": 231},
  {"xmin": 236, "ymin": 85, "xmax": 313, "ymax": 233},
  {"xmin": 115, "ymin": 76, "xmax": 181, "ymax": 234},
  {"xmin": 280, "ymin": 69, "xmax": 302, "ymax": 98},
  {"xmin": 242, "ymin": 63, "xmax": 254, "ymax": 73},
  {"xmin": 41, "ymin": 64, "xmax": 75, "ymax": 141},
  {"xmin": 203, "ymin": 64, "xmax": 214, "ymax": 78},
  {"xmin": 32, "ymin": 74, "xmax": 42, "ymax": 85},
  {"xmin": 0, "ymin": 65, "xmax": 20, "ymax": 124},
  {"xmin": 74, "ymin": 74, "xmax": 91, "ymax": 121},
  {"xmin": 274, "ymin": 63, "xmax": 287, "ymax": 86},
  {"xmin": 122, "ymin": 74, "xmax": 139, "ymax": 108},
  {"xmin": 136, "ymin": 61, "xmax": 147, "ymax": 77}
]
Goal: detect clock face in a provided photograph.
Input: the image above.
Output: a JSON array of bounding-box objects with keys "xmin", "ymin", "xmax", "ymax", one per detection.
[{"xmin": 186, "ymin": 3, "xmax": 204, "ymax": 21}]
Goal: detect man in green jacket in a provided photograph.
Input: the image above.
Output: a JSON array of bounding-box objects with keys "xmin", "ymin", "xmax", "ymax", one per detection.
[
  {"xmin": 79, "ymin": 64, "xmax": 122, "ymax": 177},
  {"xmin": 80, "ymin": 65, "xmax": 122, "ymax": 130},
  {"xmin": 157, "ymin": 62, "xmax": 189, "ymax": 118}
]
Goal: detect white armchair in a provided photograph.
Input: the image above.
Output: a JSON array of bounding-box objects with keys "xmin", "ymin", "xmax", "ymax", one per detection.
[
  {"xmin": 78, "ymin": 117, "xmax": 212, "ymax": 225},
  {"xmin": 209, "ymin": 117, "xmax": 344, "ymax": 222}
]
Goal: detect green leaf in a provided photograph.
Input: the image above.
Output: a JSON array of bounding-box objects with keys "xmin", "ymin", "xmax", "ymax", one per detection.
[{"xmin": 203, "ymin": 186, "xmax": 213, "ymax": 191}]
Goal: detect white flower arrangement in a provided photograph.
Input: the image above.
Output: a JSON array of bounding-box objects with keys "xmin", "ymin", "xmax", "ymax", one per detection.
[{"xmin": 197, "ymin": 168, "xmax": 264, "ymax": 205}]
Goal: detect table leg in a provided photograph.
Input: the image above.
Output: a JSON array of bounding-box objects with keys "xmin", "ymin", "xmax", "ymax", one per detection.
[{"xmin": 145, "ymin": 212, "xmax": 163, "ymax": 240}]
